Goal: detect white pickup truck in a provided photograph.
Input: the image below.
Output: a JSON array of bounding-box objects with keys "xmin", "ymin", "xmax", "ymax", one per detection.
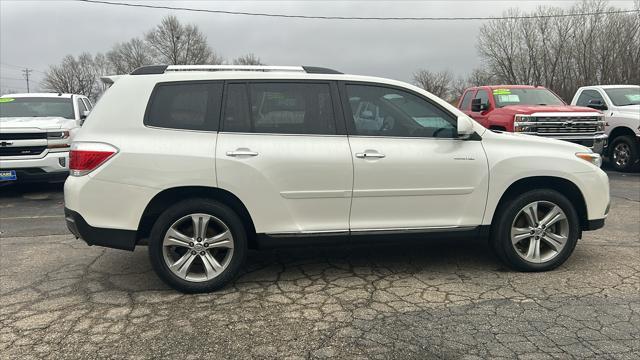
[
  {"xmin": 0, "ymin": 93, "xmax": 92, "ymax": 182},
  {"xmin": 571, "ymin": 85, "xmax": 640, "ymax": 172}
]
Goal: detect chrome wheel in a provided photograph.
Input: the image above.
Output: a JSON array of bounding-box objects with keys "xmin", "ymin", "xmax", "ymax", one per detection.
[
  {"xmin": 613, "ymin": 142, "xmax": 631, "ymax": 168},
  {"xmin": 510, "ymin": 201, "xmax": 569, "ymax": 263},
  {"xmin": 162, "ymin": 213, "xmax": 234, "ymax": 282}
]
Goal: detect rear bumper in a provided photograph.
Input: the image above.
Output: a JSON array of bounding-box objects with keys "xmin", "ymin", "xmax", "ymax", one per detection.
[
  {"xmin": 65, "ymin": 208, "xmax": 137, "ymax": 251},
  {"xmin": 584, "ymin": 218, "xmax": 606, "ymax": 231}
]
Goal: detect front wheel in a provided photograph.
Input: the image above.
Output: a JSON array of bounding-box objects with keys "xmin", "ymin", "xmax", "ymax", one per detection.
[
  {"xmin": 609, "ymin": 135, "xmax": 639, "ymax": 172},
  {"xmin": 148, "ymin": 199, "xmax": 247, "ymax": 293},
  {"xmin": 491, "ymin": 189, "xmax": 580, "ymax": 272}
]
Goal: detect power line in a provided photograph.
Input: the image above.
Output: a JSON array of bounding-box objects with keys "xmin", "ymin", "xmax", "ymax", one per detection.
[
  {"xmin": 76, "ymin": 0, "xmax": 639, "ymax": 21},
  {"xmin": 0, "ymin": 76, "xmax": 26, "ymax": 81},
  {"xmin": 1, "ymin": 63, "xmax": 46, "ymax": 74}
]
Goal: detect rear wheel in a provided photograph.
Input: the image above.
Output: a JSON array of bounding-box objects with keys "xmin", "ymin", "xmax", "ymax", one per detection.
[
  {"xmin": 609, "ymin": 135, "xmax": 638, "ymax": 172},
  {"xmin": 148, "ymin": 199, "xmax": 247, "ymax": 293},
  {"xmin": 491, "ymin": 189, "xmax": 580, "ymax": 271}
]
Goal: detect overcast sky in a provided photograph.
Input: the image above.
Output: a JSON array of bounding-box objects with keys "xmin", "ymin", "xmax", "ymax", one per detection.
[{"xmin": 0, "ymin": 0, "xmax": 636, "ymax": 93}]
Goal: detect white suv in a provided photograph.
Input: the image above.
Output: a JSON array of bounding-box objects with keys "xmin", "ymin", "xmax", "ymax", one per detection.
[
  {"xmin": 0, "ymin": 93, "xmax": 92, "ymax": 182},
  {"xmin": 64, "ymin": 65, "xmax": 610, "ymax": 293}
]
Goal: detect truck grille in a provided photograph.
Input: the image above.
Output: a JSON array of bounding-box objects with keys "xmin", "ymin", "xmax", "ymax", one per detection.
[
  {"xmin": 0, "ymin": 133, "xmax": 47, "ymax": 140},
  {"xmin": 0, "ymin": 146, "xmax": 47, "ymax": 156},
  {"xmin": 530, "ymin": 116, "xmax": 602, "ymax": 135}
]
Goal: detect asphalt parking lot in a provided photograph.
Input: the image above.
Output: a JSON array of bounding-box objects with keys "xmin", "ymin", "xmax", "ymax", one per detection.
[{"xmin": 0, "ymin": 169, "xmax": 638, "ymax": 359}]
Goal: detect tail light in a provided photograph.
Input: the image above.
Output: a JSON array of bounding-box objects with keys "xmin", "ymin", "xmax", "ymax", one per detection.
[{"xmin": 69, "ymin": 142, "xmax": 118, "ymax": 176}]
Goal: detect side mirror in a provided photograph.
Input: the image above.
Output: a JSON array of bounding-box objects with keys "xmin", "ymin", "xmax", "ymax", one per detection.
[
  {"xmin": 587, "ymin": 99, "xmax": 607, "ymax": 111},
  {"xmin": 471, "ymin": 98, "xmax": 488, "ymax": 112},
  {"xmin": 457, "ymin": 116, "xmax": 475, "ymax": 139}
]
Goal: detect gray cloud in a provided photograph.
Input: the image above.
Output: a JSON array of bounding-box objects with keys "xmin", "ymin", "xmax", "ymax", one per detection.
[{"xmin": 0, "ymin": 0, "xmax": 635, "ymax": 93}]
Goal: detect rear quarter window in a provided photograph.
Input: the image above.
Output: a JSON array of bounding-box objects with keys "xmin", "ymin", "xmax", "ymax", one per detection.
[{"xmin": 145, "ymin": 82, "xmax": 223, "ymax": 131}]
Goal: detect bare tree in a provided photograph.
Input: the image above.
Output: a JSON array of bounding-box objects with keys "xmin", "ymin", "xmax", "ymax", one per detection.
[
  {"xmin": 107, "ymin": 38, "xmax": 154, "ymax": 73},
  {"xmin": 476, "ymin": 0, "xmax": 639, "ymax": 101},
  {"xmin": 42, "ymin": 53, "xmax": 108, "ymax": 101},
  {"xmin": 145, "ymin": 15, "xmax": 222, "ymax": 65},
  {"xmin": 232, "ymin": 53, "xmax": 264, "ymax": 65},
  {"xmin": 412, "ymin": 69, "xmax": 454, "ymax": 100}
]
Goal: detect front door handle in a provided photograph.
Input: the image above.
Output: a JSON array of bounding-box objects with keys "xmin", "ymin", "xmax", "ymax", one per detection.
[
  {"xmin": 226, "ymin": 148, "xmax": 259, "ymax": 157},
  {"xmin": 355, "ymin": 151, "xmax": 385, "ymax": 159}
]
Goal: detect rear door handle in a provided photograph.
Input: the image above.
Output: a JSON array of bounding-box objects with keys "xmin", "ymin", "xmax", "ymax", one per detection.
[
  {"xmin": 226, "ymin": 149, "xmax": 259, "ymax": 157},
  {"xmin": 355, "ymin": 151, "xmax": 385, "ymax": 159}
]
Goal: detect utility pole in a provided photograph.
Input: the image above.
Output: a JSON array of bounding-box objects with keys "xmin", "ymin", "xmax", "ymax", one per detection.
[{"xmin": 22, "ymin": 68, "xmax": 32, "ymax": 93}]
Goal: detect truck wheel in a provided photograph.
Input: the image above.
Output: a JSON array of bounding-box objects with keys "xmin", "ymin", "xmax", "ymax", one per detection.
[
  {"xmin": 491, "ymin": 189, "xmax": 580, "ymax": 272},
  {"xmin": 609, "ymin": 135, "xmax": 638, "ymax": 172},
  {"xmin": 148, "ymin": 199, "xmax": 247, "ymax": 293}
]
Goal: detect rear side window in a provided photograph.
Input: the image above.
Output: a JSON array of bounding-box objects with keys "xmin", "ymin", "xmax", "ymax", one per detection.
[
  {"xmin": 459, "ymin": 90, "xmax": 474, "ymax": 110},
  {"xmin": 222, "ymin": 82, "xmax": 336, "ymax": 135},
  {"xmin": 145, "ymin": 82, "xmax": 223, "ymax": 131}
]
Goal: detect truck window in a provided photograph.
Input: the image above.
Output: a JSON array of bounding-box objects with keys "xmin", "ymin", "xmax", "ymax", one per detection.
[
  {"xmin": 603, "ymin": 87, "xmax": 640, "ymax": 106},
  {"xmin": 473, "ymin": 89, "xmax": 490, "ymax": 109},
  {"xmin": 459, "ymin": 90, "xmax": 474, "ymax": 110},
  {"xmin": 493, "ymin": 88, "xmax": 564, "ymax": 107},
  {"xmin": 0, "ymin": 97, "xmax": 74, "ymax": 119},
  {"xmin": 576, "ymin": 90, "xmax": 605, "ymax": 107}
]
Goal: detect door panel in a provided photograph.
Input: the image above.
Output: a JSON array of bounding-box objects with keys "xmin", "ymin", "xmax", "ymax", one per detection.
[
  {"xmin": 348, "ymin": 137, "xmax": 488, "ymax": 230},
  {"xmin": 216, "ymin": 81, "xmax": 352, "ymax": 234},
  {"xmin": 216, "ymin": 134, "xmax": 353, "ymax": 233},
  {"xmin": 341, "ymin": 82, "xmax": 489, "ymax": 231}
]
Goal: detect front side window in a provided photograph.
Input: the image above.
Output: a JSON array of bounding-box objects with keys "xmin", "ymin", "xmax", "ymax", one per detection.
[
  {"xmin": 145, "ymin": 82, "xmax": 222, "ymax": 131},
  {"xmin": 459, "ymin": 90, "xmax": 474, "ymax": 110},
  {"xmin": 576, "ymin": 89, "xmax": 605, "ymax": 107},
  {"xmin": 82, "ymin": 98, "xmax": 92, "ymax": 110},
  {"xmin": 604, "ymin": 87, "xmax": 640, "ymax": 106},
  {"xmin": 223, "ymin": 82, "xmax": 336, "ymax": 135},
  {"xmin": 473, "ymin": 89, "xmax": 490, "ymax": 109},
  {"xmin": 346, "ymin": 84, "xmax": 456, "ymax": 138},
  {"xmin": 0, "ymin": 97, "xmax": 74, "ymax": 119},
  {"xmin": 493, "ymin": 88, "xmax": 565, "ymax": 107},
  {"xmin": 77, "ymin": 97, "xmax": 87, "ymax": 115}
]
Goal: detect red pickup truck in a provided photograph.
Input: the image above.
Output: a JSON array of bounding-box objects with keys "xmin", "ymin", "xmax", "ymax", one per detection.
[{"xmin": 458, "ymin": 85, "xmax": 607, "ymax": 153}]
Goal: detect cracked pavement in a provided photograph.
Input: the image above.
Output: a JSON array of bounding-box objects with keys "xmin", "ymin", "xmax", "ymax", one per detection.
[{"xmin": 0, "ymin": 170, "xmax": 638, "ymax": 359}]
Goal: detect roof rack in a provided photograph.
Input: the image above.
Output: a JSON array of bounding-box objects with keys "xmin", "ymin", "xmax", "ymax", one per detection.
[{"xmin": 129, "ymin": 65, "xmax": 343, "ymax": 75}]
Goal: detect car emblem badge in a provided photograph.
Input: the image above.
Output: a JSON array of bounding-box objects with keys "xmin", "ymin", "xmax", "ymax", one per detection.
[{"xmin": 563, "ymin": 121, "xmax": 574, "ymax": 128}]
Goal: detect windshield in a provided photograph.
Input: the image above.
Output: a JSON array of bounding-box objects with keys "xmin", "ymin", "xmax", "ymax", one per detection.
[
  {"xmin": 0, "ymin": 97, "xmax": 74, "ymax": 119},
  {"xmin": 604, "ymin": 87, "xmax": 640, "ymax": 106},
  {"xmin": 492, "ymin": 88, "xmax": 565, "ymax": 107}
]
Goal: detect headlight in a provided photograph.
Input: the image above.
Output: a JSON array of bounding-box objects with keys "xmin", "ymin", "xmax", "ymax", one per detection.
[
  {"xmin": 514, "ymin": 114, "xmax": 534, "ymax": 133},
  {"xmin": 576, "ymin": 152, "xmax": 602, "ymax": 167},
  {"xmin": 47, "ymin": 131, "xmax": 70, "ymax": 139}
]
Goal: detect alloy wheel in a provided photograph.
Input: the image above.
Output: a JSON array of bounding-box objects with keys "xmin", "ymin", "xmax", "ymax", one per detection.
[
  {"xmin": 613, "ymin": 142, "xmax": 631, "ymax": 168},
  {"xmin": 510, "ymin": 201, "xmax": 569, "ymax": 263},
  {"xmin": 162, "ymin": 213, "xmax": 234, "ymax": 282}
]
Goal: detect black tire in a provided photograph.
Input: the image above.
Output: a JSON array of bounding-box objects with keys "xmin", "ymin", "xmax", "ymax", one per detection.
[
  {"xmin": 609, "ymin": 135, "xmax": 639, "ymax": 172},
  {"xmin": 148, "ymin": 199, "xmax": 247, "ymax": 293},
  {"xmin": 491, "ymin": 189, "xmax": 580, "ymax": 272}
]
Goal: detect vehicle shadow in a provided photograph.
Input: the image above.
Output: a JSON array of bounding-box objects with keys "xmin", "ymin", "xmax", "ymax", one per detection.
[{"xmin": 0, "ymin": 181, "xmax": 65, "ymax": 198}]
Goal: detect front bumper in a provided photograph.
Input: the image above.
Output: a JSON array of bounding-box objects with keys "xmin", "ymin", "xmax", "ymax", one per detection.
[
  {"xmin": 65, "ymin": 208, "xmax": 137, "ymax": 251},
  {"xmin": 537, "ymin": 134, "xmax": 608, "ymax": 154},
  {"xmin": 0, "ymin": 151, "xmax": 69, "ymax": 182}
]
